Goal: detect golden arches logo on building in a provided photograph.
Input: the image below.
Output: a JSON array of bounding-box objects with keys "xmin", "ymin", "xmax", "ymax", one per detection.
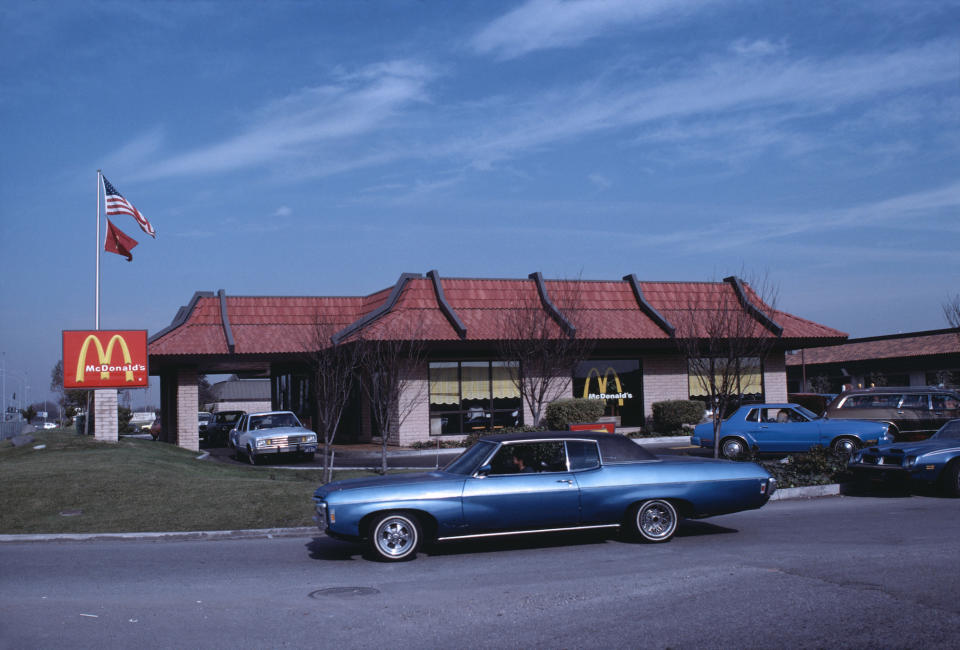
[
  {"xmin": 582, "ymin": 366, "xmax": 633, "ymax": 406},
  {"xmin": 63, "ymin": 330, "xmax": 148, "ymax": 389}
]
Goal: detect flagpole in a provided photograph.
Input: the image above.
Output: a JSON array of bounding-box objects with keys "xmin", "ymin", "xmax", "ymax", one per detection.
[{"xmin": 95, "ymin": 169, "xmax": 101, "ymax": 330}]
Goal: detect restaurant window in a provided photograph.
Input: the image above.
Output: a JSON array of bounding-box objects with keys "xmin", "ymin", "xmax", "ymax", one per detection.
[
  {"xmin": 572, "ymin": 360, "xmax": 644, "ymax": 427},
  {"xmin": 429, "ymin": 361, "xmax": 522, "ymax": 435},
  {"xmin": 688, "ymin": 358, "xmax": 764, "ymax": 413}
]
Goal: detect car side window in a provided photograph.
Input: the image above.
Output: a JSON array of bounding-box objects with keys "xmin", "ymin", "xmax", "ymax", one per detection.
[
  {"xmin": 488, "ymin": 442, "xmax": 566, "ymax": 475},
  {"xmin": 566, "ymin": 440, "xmax": 600, "ymax": 470},
  {"xmin": 746, "ymin": 409, "xmax": 760, "ymax": 423},
  {"xmin": 841, "ymin": 394, "xmax": 899, "ymax": 408},
  {"xmin": 933, "ymin": 394, "xmax": 959, "ymax": 410},
  {"xmin": 899, "ymin": 394, "xmax": 929, "ymax": 409}
]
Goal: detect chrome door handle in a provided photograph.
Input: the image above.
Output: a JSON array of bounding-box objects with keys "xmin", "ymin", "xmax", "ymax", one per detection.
[{"xmin": 556, "ymin": 479, "xmax": 573, "ymax": 485}]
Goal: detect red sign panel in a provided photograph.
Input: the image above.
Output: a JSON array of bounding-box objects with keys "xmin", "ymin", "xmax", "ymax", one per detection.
[{"xmin": 63, "ymin": 330, "xmax": 149, "ymax": 389}]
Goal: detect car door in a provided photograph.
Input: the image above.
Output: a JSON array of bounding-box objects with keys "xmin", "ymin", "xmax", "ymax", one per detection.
[
  {"xmin": 895, "ymin": 393, "xmax": 928, "ymax": 436},
  {"xmin": 744, "ymin": 407, "xmax": 795, "ymax": 452},
  {"xmin": 460, "ymin": 441, "xmax": 580, "ymax": 533},
  {"xmin": 229, "ymin": 414, "xmax": 247, "ymax": 449},
  {"xmin": 931, "ymin": 394, "xmax": 960, "ymax": 433},
  {"xmin": 764, "ymin": 407, "xmax": 821, "ymax": 451}
]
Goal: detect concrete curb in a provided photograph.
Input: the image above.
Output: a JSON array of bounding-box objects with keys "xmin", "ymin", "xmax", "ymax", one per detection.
[
  {"xmin": 0, "ymin": 527, "xmax": 318, "ymax": 544},
  {"xmin": 631, "ymin": 436, "xmax": 690, "ymax": 445},
  {"xmin": 770, "ymin": 483, "xmax": 845, "ymax": 501}
]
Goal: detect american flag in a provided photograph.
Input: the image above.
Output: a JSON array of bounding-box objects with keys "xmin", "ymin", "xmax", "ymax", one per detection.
[{"xmin": 103, "ymin": 176, "xmax": 156, "ymax": 238}]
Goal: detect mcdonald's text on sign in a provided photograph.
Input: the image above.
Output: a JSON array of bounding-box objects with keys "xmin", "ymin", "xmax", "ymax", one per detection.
[
  {"xmin": 62, "ymin": 330, "xmax": 149, "ymax": 389},
  {"xmin": 582, "ymin": 367, "xmax": 634, "ymax": 406}
]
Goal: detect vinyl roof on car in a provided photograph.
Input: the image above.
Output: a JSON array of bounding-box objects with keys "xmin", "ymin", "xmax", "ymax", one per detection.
[{"xmin": 479, "ymin": 431, "xmax": 657, "ymax": 462}]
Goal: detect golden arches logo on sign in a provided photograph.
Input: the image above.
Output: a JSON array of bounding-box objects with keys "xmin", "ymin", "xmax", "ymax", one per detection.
[
  {"xmin": 75, "ymin": 334, "xmax": 135, "ymax": 383},
  {"xmin": 62, "ymin": 330, "xmax": 148, "ymax": 389},
  {"xmin": 581, "ymin": 367, "xmax": 633, "ymax": 406}
]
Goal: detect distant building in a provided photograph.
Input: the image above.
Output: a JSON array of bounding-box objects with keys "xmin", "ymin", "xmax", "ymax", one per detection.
[
  {"xmin": 786, "ymin": 328, "xmax": 960, "ymax": 393},
  {"xmin": 206, "ymin": 377, "xmax": 271, "ymax": 413}
]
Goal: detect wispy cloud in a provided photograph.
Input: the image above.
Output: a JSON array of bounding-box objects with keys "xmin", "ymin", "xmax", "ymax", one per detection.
[
  {"xmin": 588, "ymin": 172, "xmax": 612, "ymax": 189},
  {"xmin": 447, "ymin": 40, "xmax": 957, "ymax": 168},
  {"xmin": 471, "ymin": 0, "xmax": 712, "ymax": 60},
  {"xmin": 137, "ymin": 60, "xmax": 435, "ymax": 180}
]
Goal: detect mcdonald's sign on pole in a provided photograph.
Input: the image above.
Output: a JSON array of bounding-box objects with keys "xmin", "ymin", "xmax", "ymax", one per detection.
[{"xmin": 62, "ymin": 330, "xmax": 149, "ymax": 389}]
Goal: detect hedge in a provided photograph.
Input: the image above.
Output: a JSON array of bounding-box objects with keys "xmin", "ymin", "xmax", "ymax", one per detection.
[
  {"xmin": 651, "ymin": 400, "xmax": 705, "ymax": 433},
  {"xmin": 545, "ymin": 398, "xmax": 606, "ymax": 430}
]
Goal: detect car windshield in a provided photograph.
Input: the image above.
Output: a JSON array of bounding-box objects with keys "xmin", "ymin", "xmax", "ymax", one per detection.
[
  {"xmin": 793, "ymin": 405, "xmax": 820, "ymax": 420},
  {"xmin": 932, "ymin": 420, "xmax": 960, "ymax": 440},
  {"xmin": 442, "ymin": 440, "xmax": 497, "ymax": 475},
  {"xmin": 217, "ymin": 412, "xmax": 242, "ymax": 424},
  {"xmin": 248, "ymin": 413, "xmax": 301, "ymax": 430}
]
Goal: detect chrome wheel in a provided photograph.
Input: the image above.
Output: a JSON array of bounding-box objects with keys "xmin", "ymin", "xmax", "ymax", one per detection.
[
  {"xmin": 721, "ymin": 437, "xmax": 748, "ymax": 460},
  {"xmin": 633, "ymin": 499, "xmax": 678, "ymax": 543},
  {"xmin": 831, "ymin": 437, "xmax": 859, "ymax": 455},
  {"xmin": 247, "ymin": 447, "xmax": 259, "ymax": 465},
  {"xmin": 370, "ymin": 513, "xmax": 420, "ymax": 561}
]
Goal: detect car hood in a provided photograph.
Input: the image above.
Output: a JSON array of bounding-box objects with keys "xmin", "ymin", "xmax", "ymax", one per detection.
[
  {"xmin": 819, "ymin": 418, "xmax": 889, "ymax": 434},
  {"xmin": 868, "ymin": 439, "xmax": 960, "ymax": 455},
  {"xmin": 246, "ymin": 426, "xmax": 313, "ymax": 438},
  {"xmin": 314, "ymin": 471, "xmax": 458, "ymax": 499}
]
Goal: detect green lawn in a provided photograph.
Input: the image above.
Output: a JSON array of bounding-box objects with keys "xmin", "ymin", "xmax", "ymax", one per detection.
[{"xmin": 0, "ymin": 430, "xmax": 376, "ymax": 534}]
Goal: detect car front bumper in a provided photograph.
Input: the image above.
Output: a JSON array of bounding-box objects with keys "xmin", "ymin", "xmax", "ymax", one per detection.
[
  {"xmin": 253, "ymin": 443, "xmax": 317, "ymax": 456},
  {"xmin": 848, "ymin": 462, "xmax": 939, "ymax": 484}
]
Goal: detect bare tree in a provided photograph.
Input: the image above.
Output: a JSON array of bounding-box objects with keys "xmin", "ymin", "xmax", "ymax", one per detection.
[
  {"xmin": 495, "ymin": 275, "xmax": 594, "ymax": 427},
  {"xmin": 303, "ymin": 318, "xmax": 362, "ymax": 483},
  {"xmin": 944, "ymin": 294, "xmax": 960, "ymax": 332},
  {"xmin": 357, "ymin": 325, "xmax": 428, "ymax": 474},
  {"xmin": 674, "ymin": 274, "xmax": 781, "ymax": 459}
]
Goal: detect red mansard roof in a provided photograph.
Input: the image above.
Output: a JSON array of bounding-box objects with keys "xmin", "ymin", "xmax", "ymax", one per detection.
[
  {"xmin": 149, "ymin": 273, "xmax": 847, "ymax": 358},
  {"xmin": 785, "ymin": 328, "xmax": 960, "ymax": 366}
]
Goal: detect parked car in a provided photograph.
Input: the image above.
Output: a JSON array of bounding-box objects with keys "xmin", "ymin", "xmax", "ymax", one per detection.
[
  {"xmin": 312, "ymin": 431, "xmax": 776, "ymax": 561},
  {"xmin": 228, "ymin": 410, "xmax": 317, "ymax": 464},
  {"xmin": 848, "ymin": 418, "xmax": 960, "ymax": 497},
  {"xmin": 201, "ymin": 410, "xmax": 245, "ymax": 447},
  {"xmin": 149, "ymin": 417, "xmax": 162, "ymax": 440},
  {"xmin": 824, "ymin": 387, "xmax": 960, "ymax": 441},
  {"xmin": 197, "ymin": 412, "xmax": 213, "ymax": 437},
  {"xmin": 691, "ymin": 403, "xmax": 893, "ymax": 459}
]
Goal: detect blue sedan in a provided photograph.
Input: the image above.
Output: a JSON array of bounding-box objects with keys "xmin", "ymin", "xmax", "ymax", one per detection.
[
  {"xmin": 691, "ymin": 403, "xmax": 893, "ymax": 459},
  {"xmin": 849, "ymin": 418, "xmax": 960, "ymax": 496},
  {"xmin": 313, "ymin": 432, "xmax": 776, "ymax": 561}
]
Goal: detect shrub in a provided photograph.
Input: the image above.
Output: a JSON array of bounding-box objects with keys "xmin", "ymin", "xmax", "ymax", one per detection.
[
  {"xmin": 651, "ymin": 400, "xmax": 705, "ymax": 434},
  {"xmin": 756, "ymin": 446, "xmax": 853, "ymax": 488},
  {"xmin": 544, "ymin": 398, "xmax": 606, "ymax": 430}
]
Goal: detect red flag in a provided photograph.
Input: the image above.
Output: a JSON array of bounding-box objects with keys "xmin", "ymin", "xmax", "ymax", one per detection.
[{"xmin": 104, "ymin": 218, "xmax": 138, "ymax": 261}]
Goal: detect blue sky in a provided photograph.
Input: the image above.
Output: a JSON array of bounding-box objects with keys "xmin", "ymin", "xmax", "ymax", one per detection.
[{"xmin": 1, "ymin": 0, "xmax": 958, "ymax": 408}]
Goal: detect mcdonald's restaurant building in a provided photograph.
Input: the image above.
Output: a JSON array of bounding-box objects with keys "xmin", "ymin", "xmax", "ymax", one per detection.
[{"xmin": 147, "ymin": 271, "xmax": 845, "ymax": 451}]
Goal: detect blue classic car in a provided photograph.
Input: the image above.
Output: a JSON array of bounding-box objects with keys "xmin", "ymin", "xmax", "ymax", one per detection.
[
  {"xmin": 848, "ymin": 418, "xmax": 960, "ymax": 496},
  {"xmin": 691, "ymin": 403, "xmax": 893, "ymax": 459},
  {"xmin": 313, "ymin": 432, "xmax": 776, "ymax": 561}
]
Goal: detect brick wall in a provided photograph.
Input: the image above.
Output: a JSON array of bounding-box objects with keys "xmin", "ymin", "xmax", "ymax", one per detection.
[
  {"xmin": 93, "ymin": 389, "xmax": 118, "ymax": 443},
  {"xmin": 176, "ymin": 367, "xmax": 199, "ymax": 451},
  {"xmin": 641, "ymin": 354, "xmax": 690, "ymax": 423},
  {"xmin": 398, "ymin": 362, "xmax": 429, "ymax": 445},
  {"xmin": 764, "ymin": 353, "xmax": 788, "ymax": 403}
]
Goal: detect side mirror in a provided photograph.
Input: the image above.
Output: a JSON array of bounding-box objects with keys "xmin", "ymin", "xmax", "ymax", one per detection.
[{"xmin": 476, "ymin": 464, "xmax": 492, "ymax": 478}]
